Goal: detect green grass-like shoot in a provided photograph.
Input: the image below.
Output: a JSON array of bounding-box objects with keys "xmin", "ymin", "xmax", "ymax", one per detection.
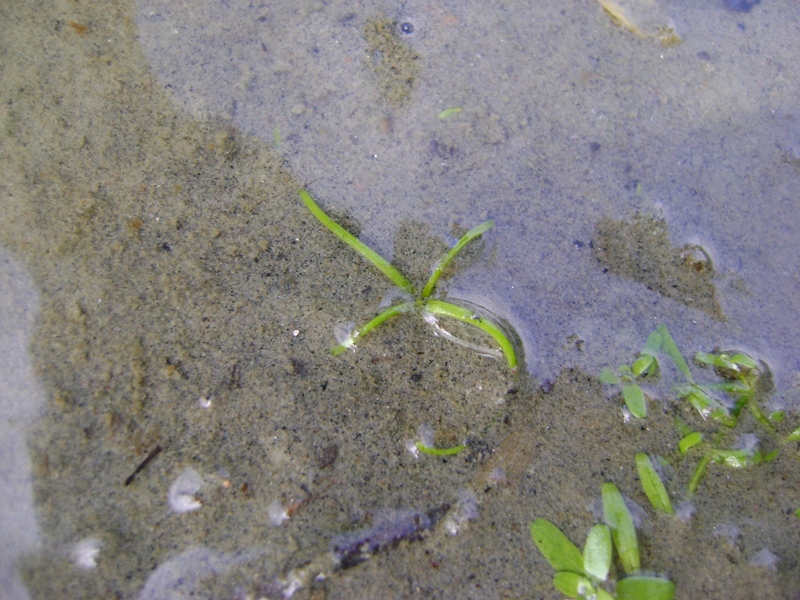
[
  {"xmin": 300, "ymin": 189, "xmax": 518, "ymax": 369},
  {"xmin": 437, "ymin": 107, "xmax": 462, "ymax": 119},
  {"xmin": 415, "ymin": 441, "xmax": 467, "ymax": 456},
  {"xmin": 300, "ymin": 190, "xmax": 415, "ymax": 294},
  {"xmin": 635, "ymin": 453, "xmax": 673, "ymax": 514},
  {"xmin": 424, "ymin": 300, "xmax": 517, "ymax": 369},
  {"xmin": 421, "ymin": 220, "xmax": 494, "ymax": 299},
  {"xmin": 656, "ymin": 324, "xmax": 693, "ymax": 382}
]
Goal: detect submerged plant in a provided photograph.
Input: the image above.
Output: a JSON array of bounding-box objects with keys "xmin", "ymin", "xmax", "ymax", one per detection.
[
  {"xmin": 530, "ymin": 482, "xmax": 674, "ymax": 600},
  {"xmin": 599, "ymin": 324, "xmax": 683, "ymax": 418},
  {"xmin": 674, "ymin": 418, "xmax": 778, "ymax": 493},
  {"xmin": 300, "ymin": 189, "xmax": 519, "ymax": 369}
]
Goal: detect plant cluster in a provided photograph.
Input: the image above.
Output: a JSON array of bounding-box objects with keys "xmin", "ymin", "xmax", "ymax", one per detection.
[
  {"xmin": 300, "ymin": 189, "xmax": 519, "ymax": 369},
  {"xmin": 600, "ymin": 324, "xmax": 798, "ymax": 494},
  {"xmin": 531, "ymin": 483, "xmax": 675, "ymax": 600}
]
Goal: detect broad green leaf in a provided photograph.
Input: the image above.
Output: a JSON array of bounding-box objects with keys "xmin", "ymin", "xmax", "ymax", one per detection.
[
  {"xmin": 530, "ymin": 519, "xmax": 584, "ymax": 574},
  {"xmin": 678, "ymin": 431, "xmax": 703, "ymax": 454},
  {"xmin": 640, "ymin": 328, "xmax": 662, "ymax": 356},
  {"xmin": 599, "ymin": 369, "xmax": 620, "ymax": 384},
  {"xmin": 657, "ymin": 324, "xmax": 692, "ymax": 382},
  {"xmin": 730, "ymin": 353, "xmax": 757, "ymax": 370},
  {"xmin": 635, "ymin": 453, "xmax": 673, "ymax": 514},
  {"xmin": 616, "ymin": 575, "xmax": 675, "ymax": 600},
  {"xmin": 553, "ymin": 572, "xmax": 594, "ymax": 597},
  {"xmin": 623, "ymin": 383, "xmax": 647, "ymax": 418},
  {"xmin": 601, "ymin": 483, "xmax": 640, "ymax": 574},
  {"xmin": 583, "ymin": 524, "xmax": 612, "ymax": 582},
  {"xmin": 631, "ymin": 354, "xmax": 655, "ymax": 377},
  {"xmin": 596, "ymin": 589, "xmax": 615, "ymax": 600},
  {"xmin": 695, "ymin": 351, "xmax": 727, "ymax": 369}
]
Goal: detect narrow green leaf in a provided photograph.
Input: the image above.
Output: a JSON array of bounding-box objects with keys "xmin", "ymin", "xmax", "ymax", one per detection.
[
  {"xmin": 330, "ymin": 302, "xmax": 413, "ymax": 355},
  {"xmin": 437, "ymin": 107, "xmax": 462, "ymax": 119},
  {"xmin": 530, "ymin": 519, "xmax": 584, "ymax": 575},
  {"xmin": 553, "ymin": 572, "xmax": 593, "ymax": 597},
  {"xmin": 688, "ymin": 453, "xmax": 711, "ymax": 493},
  {"xmin": 622, "ymin": 383, "xmax": 647, "ymax": 418},
  {"xmin": 635, "ymin": 453, "xmax": 673, "ymax": 514},
  {"xmin": 640, "ymin": 328, "xmax": 663, "ymax": 356},
  {"xmin": 300, "ymin": 190, "xmax": 415, "ymax": 295},
  {"xmin": 583, "ymin": 524, "xmax": 612, "ymax": 582},
  {"xmin": 678, "ymin": 431, "xmax": 703, "ymax": 454},
  {"xmin": 424, "ymin": 299, "xmax": 518, "ymax": 369},
  {"xmin": 616, "ymin": 575, "xmax": 675, "ymax": 600},
  {"xmin": 601, "ymin": 483, "xmax": 640, "ymax": 574},
  {"xmin": 658, "ymin": 324, "xmax": 693, "ymax": 382},
  {"xmin": 421, "ymin": 220, "xmax": 494, "ymax": 299},
  {"xmin": 415, "ymin": 441, "xmax": 467, "ymax": 456}
]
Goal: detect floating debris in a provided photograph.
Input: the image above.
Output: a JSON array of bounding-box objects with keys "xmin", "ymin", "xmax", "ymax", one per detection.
[
  {"xmin": 168, "ymin": 467, "xmax": 203, "ymax": 513},
  {"xmin": 596, "ymin": 0, "xmax": 681, "ymax": 46}
]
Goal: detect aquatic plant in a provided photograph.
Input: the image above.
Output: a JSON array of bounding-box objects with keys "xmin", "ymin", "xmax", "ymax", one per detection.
[
  {"xmin": 599, "ymin": 324, "xmax": 684, "ymax": 417},
  {"xmin": 530, "ymin": 482, "xmax": 675, "ymax": 600},
  {"xmin": 300, "ymin": 189, "xmax": 519, "ymax": 369},
  {"xmin": 635, "ymin": 453, "xmax": 673, "ymax": 514},
  {"xmin": 674, "ymin": 418, "xmax": 778, "ymax": 493}
]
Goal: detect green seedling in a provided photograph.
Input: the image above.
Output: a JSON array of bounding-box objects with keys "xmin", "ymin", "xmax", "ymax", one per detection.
[
  {"xmin": 300, "ymin": 189, "xmax": 519, "ymax": 369},
  {"xmin": 675, "ymin": 421, "xmax": 779, "ymax": 493},
  {"xmin": 693, "ymin": 350, "xmax": 773, "ymax": 431},
  {"xmin": 600, "ymin": 327, "xmax": 666, "ymax": 418},
  {"xmin": 530, "ymin": 483, "xmax": 674, "ymax": 600},
  {"xmin": 635, "ymin": 453, "xmax": 673, "ymax": 514}
]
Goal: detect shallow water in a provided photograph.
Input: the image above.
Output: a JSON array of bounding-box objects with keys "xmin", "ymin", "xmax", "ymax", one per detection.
[{"xmin": 1, "ymin": 0, "xmax": 800, "ymax": 598}]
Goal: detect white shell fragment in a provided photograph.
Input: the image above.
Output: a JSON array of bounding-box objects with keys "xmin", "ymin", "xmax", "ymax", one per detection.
[
  {"xmin": 168, "ymin": 468, "xmax": 203, "ymax": 513},
  {"xmin": 267, "ymin": 499, "xmax": 290, "ymax": 526},
  {"xmin": 71, "ymin": 537, "xmax": 102, "ymax": 570}
]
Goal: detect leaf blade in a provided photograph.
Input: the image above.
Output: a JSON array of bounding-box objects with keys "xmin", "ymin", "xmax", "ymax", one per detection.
[
  {"xmin": 601, "ymin": 483, "xmax": 640, "ymax": 575},
  {"xmin": 530, "ymin": 518, "xmax": 584, "ymax": 575},
  {"xmin": 635, "ymin": 453, "xmax": 673, "ymax": 514}
]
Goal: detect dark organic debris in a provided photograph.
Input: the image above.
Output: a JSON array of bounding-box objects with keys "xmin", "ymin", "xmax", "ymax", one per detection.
[{"xmin": 330, "ymin": 508, "xmax": 435, "ymax": 569}]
